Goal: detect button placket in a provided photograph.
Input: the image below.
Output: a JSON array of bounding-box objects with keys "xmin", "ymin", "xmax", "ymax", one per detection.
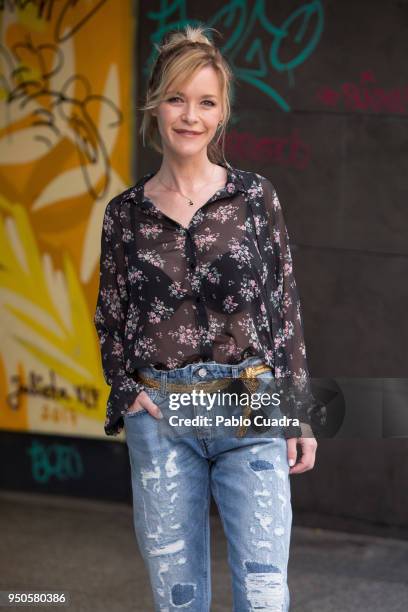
[{"xmin": 185, "ymin": 230, "xmax": 213, "ymax": 361}]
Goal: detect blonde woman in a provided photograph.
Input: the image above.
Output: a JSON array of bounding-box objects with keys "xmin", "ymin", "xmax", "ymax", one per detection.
[{"xmin": 94, "ymin": 25, "xmax": 317, "ymax": 611}]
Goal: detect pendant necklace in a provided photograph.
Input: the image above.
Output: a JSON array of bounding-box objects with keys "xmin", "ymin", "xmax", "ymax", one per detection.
[{"xmin": 156, "ymin": 164, "xmax": 217, "ymax": 206}]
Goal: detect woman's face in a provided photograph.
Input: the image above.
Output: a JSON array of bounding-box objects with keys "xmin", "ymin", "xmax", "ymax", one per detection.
[{"xmin": 152, "ymin": 65, "xmax": 224, "ymax": 159}]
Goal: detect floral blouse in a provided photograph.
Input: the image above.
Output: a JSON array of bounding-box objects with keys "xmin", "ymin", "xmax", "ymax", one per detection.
[{"xmin": 94, "ymin": 162, "xmax": 317, "ymax": 438}]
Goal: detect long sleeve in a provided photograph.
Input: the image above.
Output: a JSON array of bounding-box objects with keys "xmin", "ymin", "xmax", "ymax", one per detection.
[
  {"xmin": 259, "ymin": 177, "xmax": 319, "ymax": 438},
  {"xmin": 94, "ymin": 196, "xmax": 145, "ymax": 436}
]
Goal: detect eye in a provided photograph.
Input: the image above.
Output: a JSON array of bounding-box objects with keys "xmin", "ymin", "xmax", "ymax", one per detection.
[{"xmin": 166, "ymin": 97, "xmax": 216, "ymax": 106}]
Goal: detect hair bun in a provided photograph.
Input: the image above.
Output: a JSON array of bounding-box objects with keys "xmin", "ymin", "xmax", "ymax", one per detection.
[{"xmin": 158, "ymin": 24, "xmax": 217, "ymax": 53}]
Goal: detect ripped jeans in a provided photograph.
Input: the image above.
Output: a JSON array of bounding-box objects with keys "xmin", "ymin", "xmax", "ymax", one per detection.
[{"xmin": 124, "ymin": 355, "xmax": 292, "ymax": 611}]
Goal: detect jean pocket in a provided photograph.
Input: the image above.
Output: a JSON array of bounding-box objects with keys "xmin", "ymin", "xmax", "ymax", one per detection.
[
  {"xmin": 125, "ymin": 386, "xmax": 161, "ymax": 418},
  {"xmin": 254, "ymin": 369, "xmax": 277, "ymax": 409},
  {"xmin": 256, "ymin": 369, "xmax": 275, "ymax": 381},
  {"xmin": 125, "ymin": 407, "xmax": 148, "ymax": 419},
  {"xmin": 255, "ymin": 368, "xmax": 275, "ymax": 391},
  {"xmin": 144, "ymin": 386, "xmax": 160, "ymax": 403}
]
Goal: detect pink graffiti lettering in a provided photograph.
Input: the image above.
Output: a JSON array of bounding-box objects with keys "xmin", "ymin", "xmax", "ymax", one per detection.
[
  {"xmin": 225, "ymin": 129, "xmax": 311, "ymax": 169},
  {"xmin": 317, "ymin": 70, "xmax": 408, "ymax": 114}
]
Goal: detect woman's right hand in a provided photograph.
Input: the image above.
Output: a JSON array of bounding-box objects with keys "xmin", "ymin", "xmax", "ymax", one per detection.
[{"xmin": 127, "ymin": 390, "xmax": 164, "ymax": 419}]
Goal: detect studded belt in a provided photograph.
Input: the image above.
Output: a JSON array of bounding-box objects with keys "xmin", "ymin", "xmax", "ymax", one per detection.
[{"xmin": 135, "ymin": 362, "xmax": 273, "ymax": 438}]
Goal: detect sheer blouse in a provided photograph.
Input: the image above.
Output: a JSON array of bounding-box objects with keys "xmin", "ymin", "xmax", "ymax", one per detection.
[{"xmin": 94, "ymin": 162, "xmax": 316, "ymax": 437}]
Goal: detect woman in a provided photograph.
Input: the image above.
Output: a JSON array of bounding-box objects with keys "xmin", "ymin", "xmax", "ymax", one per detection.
[{"xmin": 94, "ymin": 25, "xmax": 318, "ymax": 611}]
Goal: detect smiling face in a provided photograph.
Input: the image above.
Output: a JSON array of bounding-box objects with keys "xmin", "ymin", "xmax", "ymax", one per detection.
[{"xmin": 151, "ymin": 65, "xmax": 224, "ymax": 159}]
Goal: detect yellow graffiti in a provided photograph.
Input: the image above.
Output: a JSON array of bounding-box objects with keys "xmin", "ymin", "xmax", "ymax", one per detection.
[{"xmin": 0, "ymin": 1, "xmax": 133, "ymax": 439}]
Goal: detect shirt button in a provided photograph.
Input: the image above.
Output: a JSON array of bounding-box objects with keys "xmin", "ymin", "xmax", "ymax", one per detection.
[
  {"xmin": 190, "ymin": 262, "xmax": 196, "ymax": 269},
  {"xmin": 198, "ymin": 367, "xmax": 207, "ymax": 377}
]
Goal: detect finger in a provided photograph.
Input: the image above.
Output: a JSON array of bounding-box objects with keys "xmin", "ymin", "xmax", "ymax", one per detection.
[
  {"xmin": 286, "ymin": 437, "xmax": 298, "ymax": 468},
  {"xmin": 289, "ymin": 451, "xmax": 316, "ymax": 474},
  {"xmin": 141, "ymin": 394, "xmax": 164, "ymax": 419},
  {"xmin": 129, "ymin": 391, "xmax": 163, "ymax": 419}
]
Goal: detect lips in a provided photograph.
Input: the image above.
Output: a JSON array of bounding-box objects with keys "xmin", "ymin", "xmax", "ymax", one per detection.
[{"xmin": 174, "ymin": 130, "xmax": 203, "ymax": 135}]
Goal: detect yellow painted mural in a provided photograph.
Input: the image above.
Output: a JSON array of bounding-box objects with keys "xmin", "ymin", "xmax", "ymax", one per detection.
[{"xmin": 0, "ymin": 1, "xmax": 135, "ymax": 439}]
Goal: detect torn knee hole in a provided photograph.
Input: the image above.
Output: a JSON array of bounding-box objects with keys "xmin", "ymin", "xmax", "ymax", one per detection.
[{"xmin": 171, "ymin": 583, "xmax": 196, "ymax": 606}]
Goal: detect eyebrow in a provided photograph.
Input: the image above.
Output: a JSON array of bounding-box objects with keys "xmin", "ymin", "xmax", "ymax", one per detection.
[{"xmin": 171, "ymin": 91, "xmax": 218, "ymax": 98}]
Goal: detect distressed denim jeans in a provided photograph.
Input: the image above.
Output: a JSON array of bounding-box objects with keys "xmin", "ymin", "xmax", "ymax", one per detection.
[{"xmin": 124, "ymin": 356, "xmax": 292, "ymax": 611}]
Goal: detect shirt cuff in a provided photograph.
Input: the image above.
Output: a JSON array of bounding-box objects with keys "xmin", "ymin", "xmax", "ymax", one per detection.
[{"xmin": 104, "ymin": 374, "xmax": 146, "ymax": 436}]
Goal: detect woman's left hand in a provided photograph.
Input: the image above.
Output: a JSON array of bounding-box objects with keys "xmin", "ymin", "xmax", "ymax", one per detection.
[{"xmin": 286, "ymin": 423, "xmax": 318, "ymax": 474}]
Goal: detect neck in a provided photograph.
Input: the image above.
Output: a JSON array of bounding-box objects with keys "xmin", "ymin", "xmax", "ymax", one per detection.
[{"xmin": 156, "ymin": 153, "xmax": 223, "ymax": 192}]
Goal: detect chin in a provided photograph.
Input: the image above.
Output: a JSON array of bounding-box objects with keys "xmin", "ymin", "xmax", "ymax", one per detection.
[{"xmin": 169, "ymin": 141, "xmax": 209, "ymax": 155}]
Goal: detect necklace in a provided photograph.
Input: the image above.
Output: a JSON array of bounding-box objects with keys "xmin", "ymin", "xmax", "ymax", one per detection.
[{"xmin": 156, "ymin": 165, "xmax": 217, "ymax": 207}]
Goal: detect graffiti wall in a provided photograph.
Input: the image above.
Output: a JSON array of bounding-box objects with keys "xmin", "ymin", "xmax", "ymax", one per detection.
[
  {"xmin": 0, "ymin": 1, "xmax": 135, "ymax": 439},
  {"xmin": 137, "ymin": 0, "xmax": 408, "ymax": 384}
]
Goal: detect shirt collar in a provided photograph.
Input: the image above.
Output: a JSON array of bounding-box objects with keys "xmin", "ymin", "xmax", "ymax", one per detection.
[{"xmin": 127, "ymin": 161, "xmax": 246, "ymax": 208}]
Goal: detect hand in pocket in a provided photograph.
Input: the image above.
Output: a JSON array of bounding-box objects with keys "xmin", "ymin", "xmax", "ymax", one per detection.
[{"xmin": 127, "ymin": 389, "xmax": 163, "ymax": 419}]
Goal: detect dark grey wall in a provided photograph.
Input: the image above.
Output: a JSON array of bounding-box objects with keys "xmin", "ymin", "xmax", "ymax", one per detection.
[
  {"xmin": 136, "ymin": 0, "xmax": 408, "ymax": 377},
  {"xmin": 136, "ymin": 0, "xmax": 408, "ymax": 532}
]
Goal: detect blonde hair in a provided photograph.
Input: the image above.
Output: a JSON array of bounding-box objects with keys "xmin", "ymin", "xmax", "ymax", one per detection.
[{"xmin": 138, "ymin": 25, "xmax": 234, "ymax": 164}]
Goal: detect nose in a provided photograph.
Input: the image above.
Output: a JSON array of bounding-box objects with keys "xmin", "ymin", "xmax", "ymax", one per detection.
[{"xmin": 181, "ymin": 102, "xmax": 199, "ymax": 124}]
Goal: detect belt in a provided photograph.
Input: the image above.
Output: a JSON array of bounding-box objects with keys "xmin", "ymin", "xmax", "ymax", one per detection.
[{"xmin": 135, "ymin": 363, "xmax": 273, "ymax": 438}]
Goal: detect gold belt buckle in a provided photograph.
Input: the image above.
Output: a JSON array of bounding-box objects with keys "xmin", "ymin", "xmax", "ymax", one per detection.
[{"xmin": 236, "ymin": 363, "xmax": 273, "ymax": 438}]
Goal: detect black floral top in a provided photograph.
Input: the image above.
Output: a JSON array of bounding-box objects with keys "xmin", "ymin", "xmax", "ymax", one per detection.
[{"xmin": 94, "ymin": 162, "xmax": 316, "ymax": 438}]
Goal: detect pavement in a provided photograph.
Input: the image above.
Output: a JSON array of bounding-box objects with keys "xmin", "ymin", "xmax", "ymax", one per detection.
[{"xmin": 0, "ymin": 491, "xmax": 407, "ymax": 611}]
